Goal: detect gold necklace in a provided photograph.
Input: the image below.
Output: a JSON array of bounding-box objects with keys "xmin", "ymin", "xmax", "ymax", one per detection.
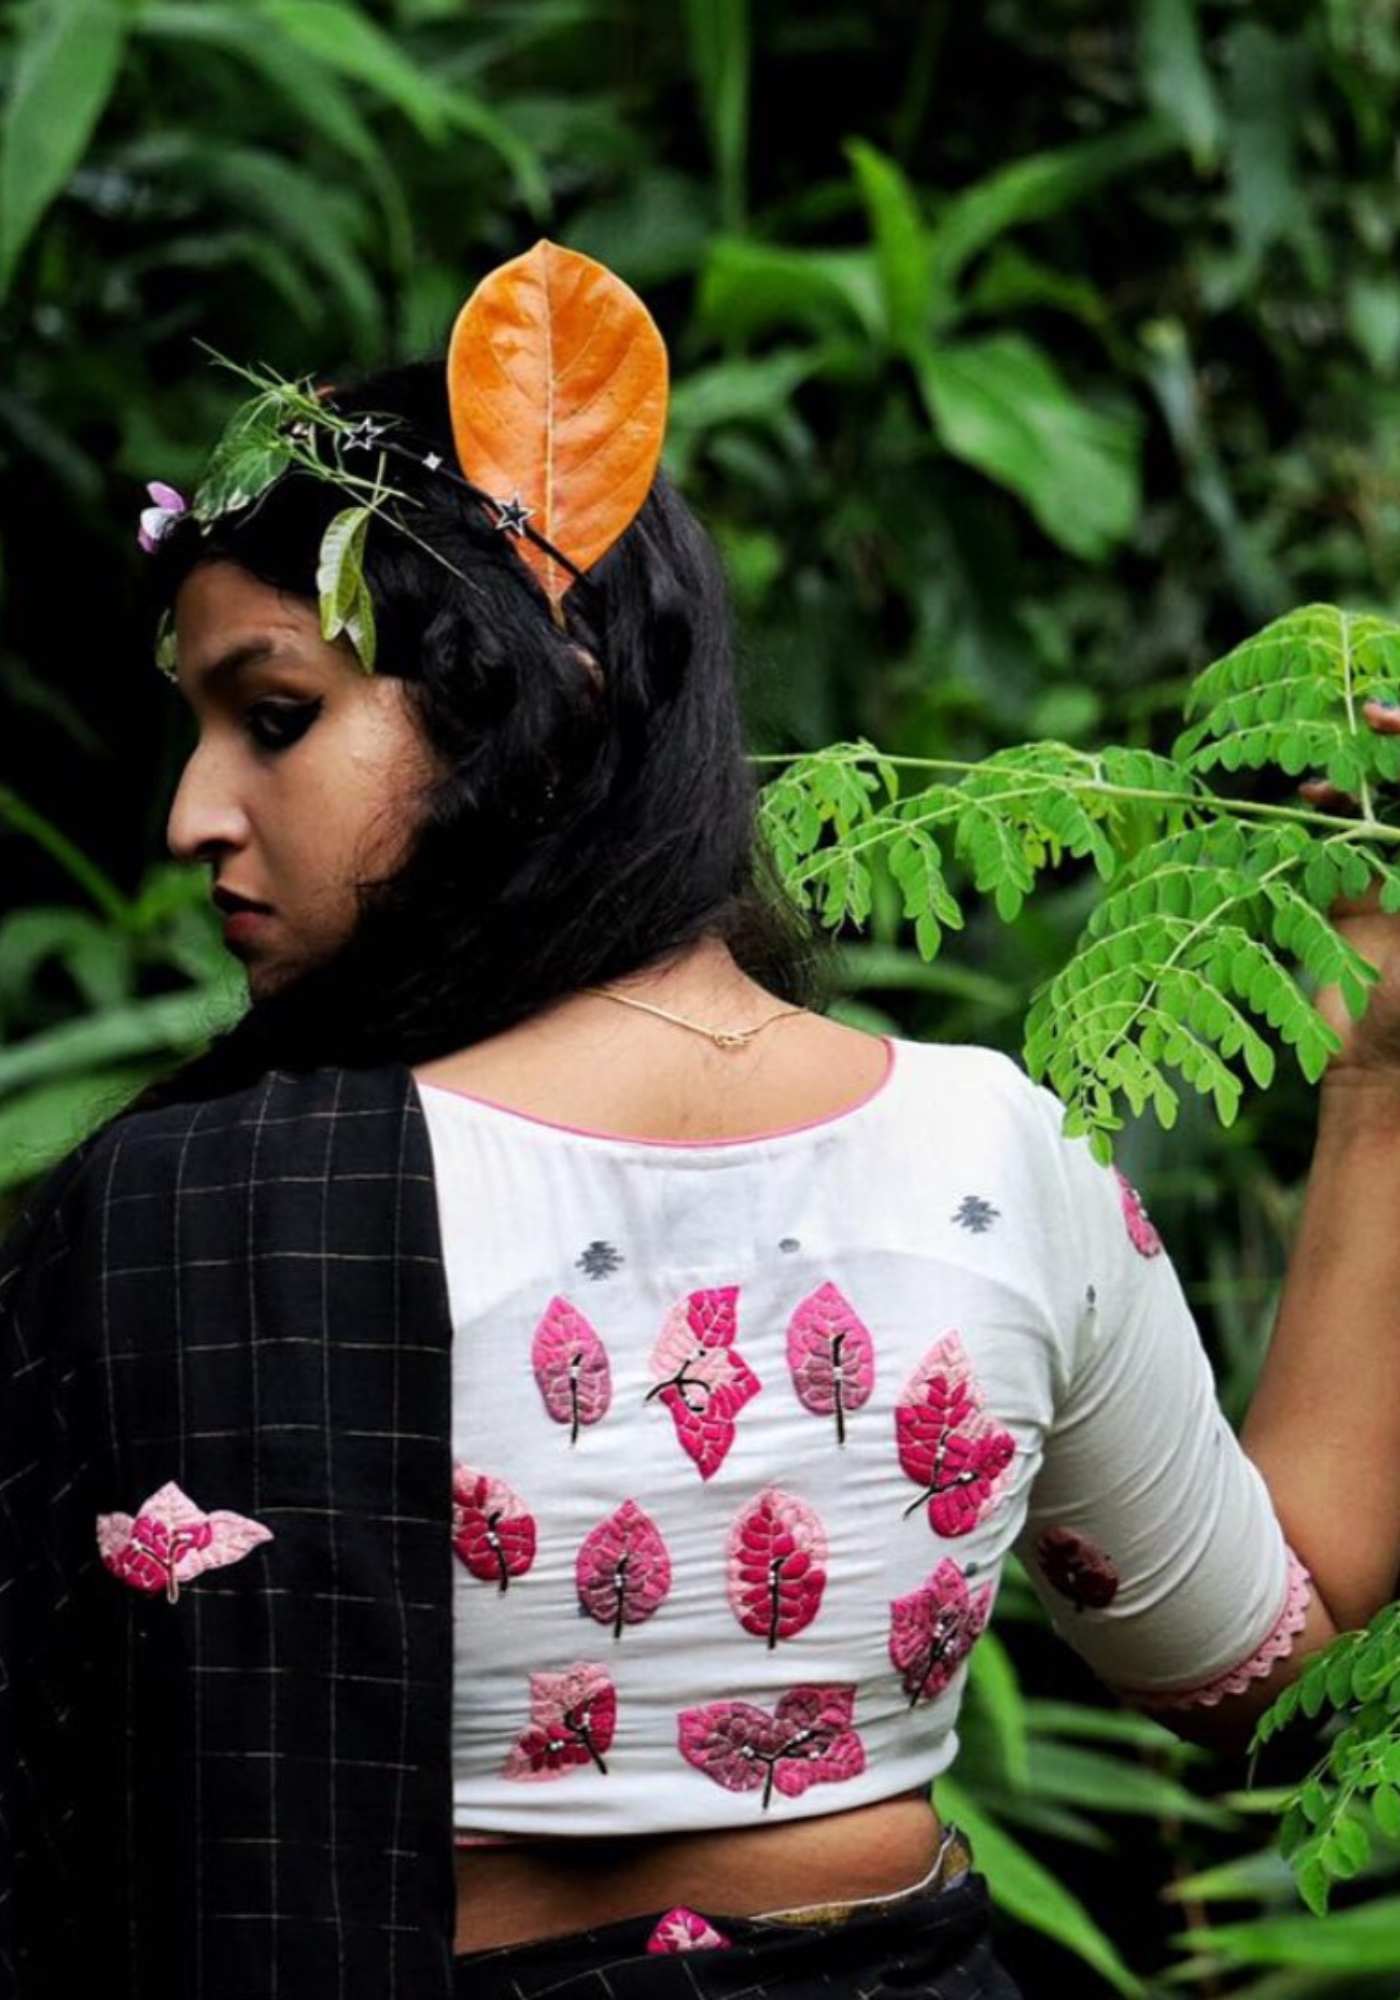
[{"xmin": 583, "ymin": 985, "xmax": 807, "ymax": 1051}]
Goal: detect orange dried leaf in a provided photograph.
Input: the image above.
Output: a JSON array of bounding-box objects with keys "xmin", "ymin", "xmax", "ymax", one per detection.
[{"xmin": 447, "ymin": 239, "xmax": 669, "ymax": 608}]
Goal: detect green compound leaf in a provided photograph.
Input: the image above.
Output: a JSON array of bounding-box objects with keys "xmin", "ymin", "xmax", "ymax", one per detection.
[
  {"xmin": 1177, "ymin": 602, "xmax": 1400, "ymax": 803},
  {"xmin": 316, "ymin": 506, "xmax": 376, "ymax": 672},
  {"xmin": 759, "ymin": 604, "xmax": 1400, "ymax": 1159},
  {"xmin": 1253, "ymin": 1605, "xmax": 1400, "ymax": 1907}
]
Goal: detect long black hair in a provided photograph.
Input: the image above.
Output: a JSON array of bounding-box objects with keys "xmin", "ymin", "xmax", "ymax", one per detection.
[{"xmin": 144, "ymin": 357, "xmax": 822, "ymax": 1100}]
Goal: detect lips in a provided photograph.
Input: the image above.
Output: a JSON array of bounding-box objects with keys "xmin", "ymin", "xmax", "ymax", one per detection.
[
  {"xmin": 212, "ymin": 886, "xmax": 271, "ymax": 916},
  {"xmin": 212, "ymin": 887, "xmax": 272, "ymax": 954}
]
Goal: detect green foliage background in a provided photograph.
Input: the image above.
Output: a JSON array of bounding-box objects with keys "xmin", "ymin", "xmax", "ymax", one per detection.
[{"xmin": 7, "ymin": 0, "xmax": 1400, "ymax": 1989}]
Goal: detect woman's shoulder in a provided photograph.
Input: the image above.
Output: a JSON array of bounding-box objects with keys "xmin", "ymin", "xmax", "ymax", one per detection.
[
  {"xmin": 26, "ymin": 1064, "xmax": 421, "ymax": 1232},
  {"xmin": 887, "ymin": 1036, "xmax": 1105, "ymax": 1191},
  {"xmin": 889, "ymin": 1034, "xmax": 1059, "ymax": 1120},
  {"xmin": 3, "ymin": 1063, "xmax": 438, "ymax": 1325}
]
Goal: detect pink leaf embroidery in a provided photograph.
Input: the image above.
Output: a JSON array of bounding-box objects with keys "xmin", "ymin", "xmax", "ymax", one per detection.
[
  {"xmin": 96, "ymin": 1480, "xmax": 272, "ymax": 1604},
  {"xmin": 1115, "ymin": 1170, "xmax": 1163, "ymax": 1257},
  {"xmin": 726, "ymin": 1489, "xmax": 828, "ymax": 1648},
  {"xmin": 888, "ymin": 1558, "xmax": 993, "ymax": 1705},
  {"xmin": 451, "ymin": 1464, "xmax": 537, "ymax": 1592},
  {"xmin": 678, "ymin": 1684, "xmax": 865, "ymax": 1811},
  {"xmin": 647, "ymin": 1909, "xmax": 732, "ymax": 1954},
  {"xmin": 532, "ymin": 1296, "xmax": 613, "ymax": 1442},
  {"xmin": 647, "ymin": 1287, "xmax": 760, "ymax": 1479},
  {"xmin": 1034, "ymin": 1525, "xmax": 1120, "ymax": 1610},
  {"xmin": 895, "ymin": 1334, "xmax": 1015, "ymax": 1538},
  {"xmin": 504, "ymin": 1663, "xmax": 617, "ymax": 1781},
  {"xmin": 576, "ymin": 1500, "xmax": 672, "ymax": 1638},
  {"xmin": 785, "ymin": 1281, "xmax": 875, "ymax": 1446}
]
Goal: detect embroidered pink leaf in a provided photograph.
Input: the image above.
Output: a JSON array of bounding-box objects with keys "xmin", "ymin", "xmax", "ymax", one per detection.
[
  {"xmin": 451, "ymin": 1464, "xmax": 537, "ymax": 1592},
  {"xmin": 576, "ymin": 1500, "xmax": 672, "ymax": 1638},
  {"xmin": 726, "ymin": 1488, "xmax": 828, "ymax": 1648},
  {"xmin": 785, "ymin": 1282, "xmax": 875, "ymax": 1446},
  {"xmin": 1115, "ymin": 1169, "xmax": 1163, "ymax": 1257},
  {"xmin": 647, "ymin": 1909, "xmax": 732, "ymax": 1954},
  {"xmin": 96, "ymin": 1480, "xmax": 272, "ymax": 1604},
  {"xmin": 895, "ymin": 1334, "xmax": 1015, "ymax": 1538},
  {"xmin": 678, "ymin": 1684, "xmax": 865, "ymax": 1811},
  {"xmin": 532, "ymin": 1296, "xmax": 613, "ymax": 1442},
  {"xmin": 503, "ymin": 1662, "xmax": 617, "ymax": 1781},
  {"xmin": 888, "ymin": 1557, "xmax": 993, "ymax": 1705},
  {"xmin": 1034, "ymin": 1525, "xmax": 1120, "ymax": 1610},
  {"xmin": 647, "ymin": 1286, "xmax": 760, "ymax": 1479}
]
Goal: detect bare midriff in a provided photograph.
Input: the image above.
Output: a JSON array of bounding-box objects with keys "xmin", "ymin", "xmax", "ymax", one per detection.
[{"xmin": 454, "ymin": 1790, "xmax": 941, "ymax": 1952}]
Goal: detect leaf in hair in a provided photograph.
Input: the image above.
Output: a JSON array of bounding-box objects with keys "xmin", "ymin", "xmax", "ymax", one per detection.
[
  {"xmin": 317, "ymin": 505, "xmax": 376, "ymax": 672},
  {"xmin": 193, "ymin": 382, "xmax": 299, "ymax": 523},
  {"xmin": 447, "ymin": 239, "xmax": 669, "ymax": 609}
]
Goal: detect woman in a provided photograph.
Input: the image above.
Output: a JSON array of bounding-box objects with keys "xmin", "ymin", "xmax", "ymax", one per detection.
[{"xmin": 3, "ymin": 243, "xmax": 1400, "ymax": 2000}]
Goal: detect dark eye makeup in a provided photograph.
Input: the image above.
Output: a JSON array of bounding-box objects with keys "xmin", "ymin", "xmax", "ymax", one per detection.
[{"xmin": 245, "ymin": 698, "xmax": 323, "ymax": 751}]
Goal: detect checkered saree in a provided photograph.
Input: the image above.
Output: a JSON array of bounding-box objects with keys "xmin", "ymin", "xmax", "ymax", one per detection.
[{"xmin": 0, "ymin": 1066, "xmax": 458, "ymax": 1999}]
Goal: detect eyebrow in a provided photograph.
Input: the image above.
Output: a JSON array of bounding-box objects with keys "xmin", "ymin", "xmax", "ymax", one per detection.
[{"xmin": 182, "ymin": 638, "xmax": 298, "ymax": 692}]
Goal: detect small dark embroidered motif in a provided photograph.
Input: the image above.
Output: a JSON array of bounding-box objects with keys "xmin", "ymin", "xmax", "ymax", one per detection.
[
  {"xmin": 952, "ymin": 1196, "xmax": 999, "ymax": 1235},
  {"xmin": 576, "ymin": 1240, "xmax": 624, "ymax": 1281},
  {"xmin": 1035, "ymin": 1526, "xmax": 1120, "ymax": 1610},
  {"xmin": 1085, "ymin": 1284, "xmax": 1097, "ymax": 1310},
  {"xmin": 779, "ymin": 1238, "xmax": 801, "ymax": 1253}
]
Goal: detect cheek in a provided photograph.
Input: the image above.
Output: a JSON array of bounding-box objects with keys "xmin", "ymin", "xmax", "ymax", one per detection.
[{"xmin": 332, "ymin": 721, "xmax": 433, "ymax": 874}]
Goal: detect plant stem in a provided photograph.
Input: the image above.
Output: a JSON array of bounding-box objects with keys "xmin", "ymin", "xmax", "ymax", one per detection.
[
  {"xmin": 755, "ymin": 750, "xmax": 1400, "ymax": 846},
  {"xmin": 1339, "ymin": 612, "xmax": 1379, "ymax": 824}
]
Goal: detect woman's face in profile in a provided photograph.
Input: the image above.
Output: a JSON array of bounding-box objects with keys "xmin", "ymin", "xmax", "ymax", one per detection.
[{"xmin": 167, "ymin": 561, "xmax": 435, "ymax": 1000}]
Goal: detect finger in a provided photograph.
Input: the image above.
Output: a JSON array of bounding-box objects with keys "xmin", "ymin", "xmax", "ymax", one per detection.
[
  {"xmin": 1299, "ymin": 778, "xmax": 1357, "ymax": 809},
  {"xmin": 1362, "ymin": 699, "xmax": 1400, "ymax": 733}
]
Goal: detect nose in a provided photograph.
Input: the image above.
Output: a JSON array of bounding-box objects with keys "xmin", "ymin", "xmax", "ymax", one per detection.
[{"xmin": 166, "ymin": 737, "xmax": 251, "ymax": 864}]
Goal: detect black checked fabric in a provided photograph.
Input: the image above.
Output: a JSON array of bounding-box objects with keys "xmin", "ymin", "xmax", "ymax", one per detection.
[
  {"xmin": 0, "ymin": 1066, "xmax": 457, "ymax": 1999},
  {"xmin": 454, "ymin": 1874, "xmax": 1022, "ymax": 2000}
]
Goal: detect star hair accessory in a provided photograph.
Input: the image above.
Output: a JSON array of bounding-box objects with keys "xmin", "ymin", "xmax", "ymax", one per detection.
[{"xmin": 145, "ymin": 240, "xmax": 670, "ymax": 676}]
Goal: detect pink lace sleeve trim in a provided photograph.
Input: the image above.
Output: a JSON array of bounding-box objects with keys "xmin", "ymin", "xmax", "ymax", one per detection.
[{"xmin": 1122, "ymin": 1549, "xmax": 1313, "ymax": 1711}]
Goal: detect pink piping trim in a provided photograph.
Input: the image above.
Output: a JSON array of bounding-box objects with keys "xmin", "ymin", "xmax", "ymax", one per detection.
[
  {"xmin": 1121, "ymin": 1549, "xmax": 1313, "ymax": 1711},
  {"xmin": 415, "ymin": 1037, "xmax": 897, "ymax": 1150}
]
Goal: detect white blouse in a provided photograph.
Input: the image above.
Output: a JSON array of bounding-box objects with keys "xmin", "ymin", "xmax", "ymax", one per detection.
[{"xmin": 418, "ymin": 1038, "xmax": 1305, "ymax": 1839}]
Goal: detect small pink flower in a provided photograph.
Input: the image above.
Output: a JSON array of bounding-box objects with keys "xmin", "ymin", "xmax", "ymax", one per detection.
[
  {"xmin": 97, "ymin": 1479, "xmax": 272, "ymax": 1603},
  {"xmin": 138, "ymin": 481, "xmax": 188, "ymax": 553}
]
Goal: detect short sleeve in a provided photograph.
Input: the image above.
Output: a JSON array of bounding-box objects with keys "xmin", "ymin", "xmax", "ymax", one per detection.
[{"xmin": 1014, "ymin": 1125, "xmax": 1308, "ymax": 1705}]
